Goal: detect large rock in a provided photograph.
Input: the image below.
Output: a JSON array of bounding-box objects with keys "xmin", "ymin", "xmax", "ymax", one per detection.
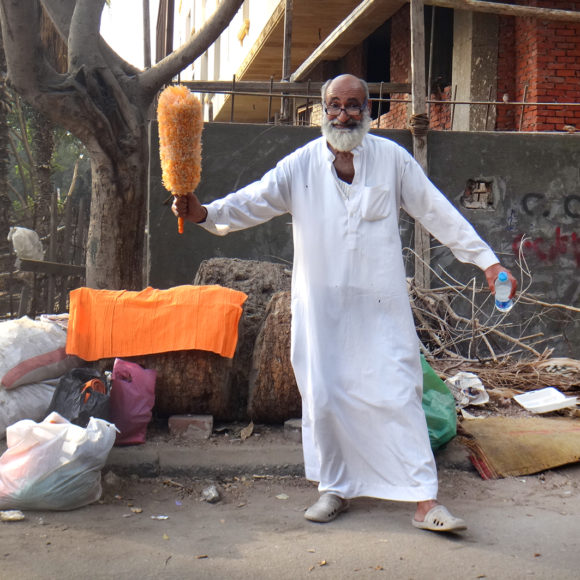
[{"xmin": 248, "ymin": 291, "xmax": 301, "ymax": 423}]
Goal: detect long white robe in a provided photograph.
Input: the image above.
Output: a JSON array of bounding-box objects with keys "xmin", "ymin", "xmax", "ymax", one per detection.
[{"xmin": 200, "ymin": 134, "xmax": 498, "ymax": 501}]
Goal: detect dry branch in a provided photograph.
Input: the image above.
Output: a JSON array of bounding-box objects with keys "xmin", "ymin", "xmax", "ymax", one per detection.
[{"xmin": 407, "ymin": 266, "xmax": 580, "ymax": 397}]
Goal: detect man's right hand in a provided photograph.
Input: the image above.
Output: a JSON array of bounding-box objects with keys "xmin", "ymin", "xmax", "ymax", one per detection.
[{"xmin": 171, "ymin": 192, "xmax": 208, "ymax": 223}]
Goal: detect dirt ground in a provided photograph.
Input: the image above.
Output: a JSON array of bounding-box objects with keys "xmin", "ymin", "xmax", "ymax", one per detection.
[{"xmin": 1, "ymin": 423, "xmax": 579, "ymax": 580}]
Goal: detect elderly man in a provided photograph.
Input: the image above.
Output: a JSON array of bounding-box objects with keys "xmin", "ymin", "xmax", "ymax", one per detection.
[{"xmin": 173, "ymin": 74, "xmax": 516, "ymax": 532}]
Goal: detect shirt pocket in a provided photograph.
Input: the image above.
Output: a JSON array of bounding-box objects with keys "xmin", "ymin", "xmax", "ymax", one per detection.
[{"xmin": 360, "ymin": 185, "xmax": 391, "ymax": 221}]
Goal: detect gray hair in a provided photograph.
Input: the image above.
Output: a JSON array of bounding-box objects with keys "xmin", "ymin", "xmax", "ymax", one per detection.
[{"xmin": 321, "ymin": 76, "xmax": 370, "ymax": 104}]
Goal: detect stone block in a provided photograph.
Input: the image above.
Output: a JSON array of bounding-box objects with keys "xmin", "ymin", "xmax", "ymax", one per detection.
[{"xmin": 168, "ymin": 414, "xmax": 214, "ymax": 440}]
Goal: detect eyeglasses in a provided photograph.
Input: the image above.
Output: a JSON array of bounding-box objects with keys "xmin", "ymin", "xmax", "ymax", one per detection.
[{"xmin": 324, "ymin": 102, "xmax": 367, "ymax": 117}]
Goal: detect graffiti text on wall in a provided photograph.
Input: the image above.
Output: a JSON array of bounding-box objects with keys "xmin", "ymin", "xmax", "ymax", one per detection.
[
  {"xmin": 512, "ymin": 228, "xmax": 580, "ymax": 266},
  {"xmin": 522, "ymin": 193, "xmax": 580, "ymax": 219}
]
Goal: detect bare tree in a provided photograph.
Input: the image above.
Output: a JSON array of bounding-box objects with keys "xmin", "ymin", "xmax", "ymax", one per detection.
[{"xmin": 0, "ymin": 0, "xmax": 244, "ymax": 289}]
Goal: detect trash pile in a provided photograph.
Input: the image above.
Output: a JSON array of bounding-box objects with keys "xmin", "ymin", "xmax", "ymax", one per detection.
[
  {"xmin": 0, "ymin": 315, "xmax": 157, "ymax": 511},
  {"xmin": 408, "ymin": 277, "xmax": 580, "ymax": 479}
]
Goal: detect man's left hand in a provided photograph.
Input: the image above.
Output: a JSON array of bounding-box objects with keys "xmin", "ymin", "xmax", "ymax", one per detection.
[{"xmin": 484, "ymin": 263, "xmax": 517, "ymax": 298}]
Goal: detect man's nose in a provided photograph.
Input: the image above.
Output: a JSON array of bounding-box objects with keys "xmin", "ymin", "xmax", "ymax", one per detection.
[{"xmin": 337, "ymin": 108, "xmax": 350, "ymax": 122}]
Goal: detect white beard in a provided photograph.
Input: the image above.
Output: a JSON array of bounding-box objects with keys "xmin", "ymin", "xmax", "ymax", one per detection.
[{"xmin": 321, "ymin": 109, "xmax": 371, "ymax": 152}]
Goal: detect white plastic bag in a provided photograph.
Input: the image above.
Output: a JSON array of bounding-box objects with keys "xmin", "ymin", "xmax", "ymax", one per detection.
[
  {"xmin": 0, "ymin": 381, "xmax": 57, "ymax": 439},
  {"xmin": 7, "ymin": 226, "xmax": 44, "ymax": 260},
  {"xmin": 444, "ymin": 371, "xmax": 489, "ymax": 408},
  {"xmin": 0, "ymin": 317, "xmax": 81, "ymax": 389},
  {"xmin": 0, "ymin": 412, "xmax": 117, "ymax": 510}
]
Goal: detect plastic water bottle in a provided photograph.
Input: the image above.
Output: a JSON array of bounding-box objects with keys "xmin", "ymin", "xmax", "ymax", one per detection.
[{"xmin": 494, "ymin": 271, "xmax": 513, "ymax": 313}]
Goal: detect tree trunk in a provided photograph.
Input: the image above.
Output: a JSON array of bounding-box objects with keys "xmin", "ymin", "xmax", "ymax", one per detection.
[
  {"xmin": 86, "ymin": 133, "xmax": 148, "ymax": 290},
  {"xmin": 30, "ymin": 109, "xmax": 55, "ymax": 239},
  {"xmin": 0, "ymin": 0, "xmax": 245, "ymax": 291}
]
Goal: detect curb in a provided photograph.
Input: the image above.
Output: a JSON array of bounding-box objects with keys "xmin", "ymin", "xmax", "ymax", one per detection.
[{"xmin": 105, "ymin": 441, "xmax": 306, "ymax": 479}]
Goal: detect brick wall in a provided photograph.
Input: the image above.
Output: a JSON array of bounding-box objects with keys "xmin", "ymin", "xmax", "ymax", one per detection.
[
  {"xmin": 497, "ymin": 0, "xmax": 580, "ymax": 132},
  {"xmin": 375, "ymin": 6, "xmax": 453, "ymax": 131},
  {"xmin": 377, "ymin": 7, "xmax": 410, "ymax": 130},
  {"xmin": 429, "ymin": 86, "xmax": 452, "ymax": 130},
  {"xmin": 381, "ymin": 1, "xmax": 580, "ymax": 132}
]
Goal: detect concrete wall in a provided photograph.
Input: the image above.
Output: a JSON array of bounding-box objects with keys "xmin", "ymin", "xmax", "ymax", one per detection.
[{"xmin": 148, "ymin": 123, "xmax": 580, "ymax": 355}]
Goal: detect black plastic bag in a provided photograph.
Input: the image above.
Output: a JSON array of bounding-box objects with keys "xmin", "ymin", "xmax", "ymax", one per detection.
[{"xmin": 47, "ymin": 368, "xmax": 110, "ymax": 427}]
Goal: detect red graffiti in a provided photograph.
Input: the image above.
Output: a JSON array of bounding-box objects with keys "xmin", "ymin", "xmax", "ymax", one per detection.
[{"xmin": 512, "ymin": 228, "xmax": 580, "ymax": 267}]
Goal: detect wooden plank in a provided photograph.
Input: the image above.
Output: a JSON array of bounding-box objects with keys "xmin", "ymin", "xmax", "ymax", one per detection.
[
  {"xmin": 18, "ymin": 259, "xmax": 86, "ymax": 277},
  {"xmin": 281, "ymin": 0, "xmax": 294, "ymax": 122},
  {"xmin": 410, "ymin": 0, "xmax": 431, "ymax": 289},
  {"xmin": 422, "ymin": 0, "xmax": 580, "ymax": 22}
]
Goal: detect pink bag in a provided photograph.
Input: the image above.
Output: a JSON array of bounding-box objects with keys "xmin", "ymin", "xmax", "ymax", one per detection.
[{"xmin": 110, "ymin": 358, "xmax": 156, "ymax": 446}]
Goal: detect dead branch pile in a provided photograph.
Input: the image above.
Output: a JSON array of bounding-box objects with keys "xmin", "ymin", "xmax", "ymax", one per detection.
[{"xmin": 408, "ymin": 277, "xmax": 580, "ymax": 396}]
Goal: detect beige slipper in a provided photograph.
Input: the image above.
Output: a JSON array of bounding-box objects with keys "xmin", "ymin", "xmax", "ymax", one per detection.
[
  {"xmin": 412, "ymin": 505, "xmax": 467, "ymax": 532},
  {"xmin": 304, "ymin": 493, "xmax": 349, "ymax": 523}
]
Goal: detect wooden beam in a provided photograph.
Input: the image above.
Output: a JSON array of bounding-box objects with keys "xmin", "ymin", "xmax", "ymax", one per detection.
[
  {"xmin": 422, "ymin": 0, "xmax": 580, "ymax": 22},
  {"xmin": 290, "ymin": 0, "xmax": 405, "ymax": 82},
  {"xmin": 181, "ymin": 80, "xmax": 411, "ymax": 96},
  {"xmin": 410, "ymin": 0, "xmax": 431, "ymax": 289},
  {"xmin": 281, "ymin": 0, "xmax": 294, "ymax": 122},
  {"xmin": 18, "ymin": 259, "xmax": 86, "ymax": 277}
]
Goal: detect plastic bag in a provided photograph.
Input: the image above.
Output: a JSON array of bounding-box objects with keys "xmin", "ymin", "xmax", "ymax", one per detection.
[
  {"xmin": 7, "ymin": 226, "xmax": 44, "ymax": 260},
  {"xmin": 421, "ymin": 355, "xmax": 457, "ymax": 450},
  {"xmin": 0, "ymin": 412, "xmax": 116, "ymax": 510},
  {"xmin": 444, "ymin": 371, "xmax": 489, "ymax": 408},
  {"xmin": 0, "ymin": 381, "xmax": 57, "ymax": 439},
  {"xmin": 46, "ymin": 368, "xmax": 110, "ymax": 427},
  {"xmin": 110, "ymin": 358, "xmax": 156, "ymax": 446},
  {"xmin": 0, "ymin": 316, "xmax": 81, "ymax": 389}
]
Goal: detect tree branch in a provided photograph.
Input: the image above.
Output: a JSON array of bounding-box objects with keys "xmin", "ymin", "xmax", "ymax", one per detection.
[
  {"xmin": 68, "ymin": 0, "xmax": 106, "ymax": 70},
  {"xmin": 40, "ymin": 0, "xmax": 75, "ymax": 42},
  {"xmin": 140, "ymin": 0, "xmax": 244, "ymax": 95}
]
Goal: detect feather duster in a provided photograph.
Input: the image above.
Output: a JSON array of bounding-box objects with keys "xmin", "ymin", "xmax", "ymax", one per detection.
[{"xmin": 157, "ymin": 85, "xmax": 203, "ymax": 234}]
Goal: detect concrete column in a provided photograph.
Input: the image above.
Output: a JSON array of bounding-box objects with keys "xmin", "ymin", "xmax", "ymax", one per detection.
[{"xmin": 452, "ymin": 11, "xmax": 498, "ymax": 131}]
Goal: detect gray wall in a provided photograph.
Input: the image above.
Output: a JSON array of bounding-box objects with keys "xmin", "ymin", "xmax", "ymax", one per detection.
[{"xmin": 148, "ymin": 123, "xmax": 580, "ymax": 356}]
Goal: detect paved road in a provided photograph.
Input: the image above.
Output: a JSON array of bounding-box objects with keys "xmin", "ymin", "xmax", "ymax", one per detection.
[{"xmin": 1, "ymin": 433, "xmax": 579, "ymax": 579}]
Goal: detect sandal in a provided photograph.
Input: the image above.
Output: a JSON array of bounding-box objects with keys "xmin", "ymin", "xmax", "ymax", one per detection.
[
  {"xmin": 304, "ymin": 493, "xmax": 349, "ymax": 523},
  {"xmin": 412, "ymin": 505, "xmax": 467, "ymax": 532}
]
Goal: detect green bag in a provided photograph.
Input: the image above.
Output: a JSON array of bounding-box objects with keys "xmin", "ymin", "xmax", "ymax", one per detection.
[{"xmin": 420, "ymin": 355, "xmax": 457, "ymax": 450}]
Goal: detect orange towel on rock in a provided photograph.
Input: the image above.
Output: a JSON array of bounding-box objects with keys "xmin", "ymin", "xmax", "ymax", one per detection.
[{"xmin": 66, "ymin": 285, "xmax": 247, "ymax": 361}]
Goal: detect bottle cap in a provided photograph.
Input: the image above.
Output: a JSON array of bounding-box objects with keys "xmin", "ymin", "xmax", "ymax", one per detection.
[{"xmin": 498, "ymin": 271, "xmax": 508, "ymax": 282}]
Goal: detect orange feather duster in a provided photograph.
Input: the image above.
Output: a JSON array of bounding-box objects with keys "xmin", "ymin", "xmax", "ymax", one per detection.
[{"xmin": 157, "ymin": 85, "xmax": 204, "ymax": 234}]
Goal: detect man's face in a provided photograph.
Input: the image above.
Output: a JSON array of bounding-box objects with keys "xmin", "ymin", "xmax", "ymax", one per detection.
[{"xmin": 321, "ymin": 76, "xmax": 371, "ymax": 152}]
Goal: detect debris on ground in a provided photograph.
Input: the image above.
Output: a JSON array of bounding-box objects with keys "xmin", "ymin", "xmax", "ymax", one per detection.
[{"xmin": 201, "ymin": 484, "xmax": 221, "ymax": 503}]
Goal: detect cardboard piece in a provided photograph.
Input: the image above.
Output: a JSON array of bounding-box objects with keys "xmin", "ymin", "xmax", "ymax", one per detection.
[{"xmin": 459, "ymin": 416, "xmax": 580, "ymax": 479}]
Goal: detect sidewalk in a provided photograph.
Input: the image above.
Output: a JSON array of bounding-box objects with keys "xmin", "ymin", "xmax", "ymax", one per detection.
[
  {"xmin": 0, "ymin": 425, "xmax": 474, "ymax": 479},
  {"xmin": 104, "ymin": 428, "xmax": 473, "ymax": 479}
]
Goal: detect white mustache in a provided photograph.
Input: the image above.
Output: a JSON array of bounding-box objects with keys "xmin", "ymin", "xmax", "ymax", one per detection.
[{"xmin": 321, "ymin": 110, "xmax": 371, "ymax": 152}]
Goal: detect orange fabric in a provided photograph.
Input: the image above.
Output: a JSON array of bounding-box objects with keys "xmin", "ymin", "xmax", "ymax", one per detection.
[
  {"xmin": 66, "ymin": 285, "xmax": 247, "ymax": 361},
  {"xmin": 82, "ymin": 379, "xmax": 106, "ymax": 403}
]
